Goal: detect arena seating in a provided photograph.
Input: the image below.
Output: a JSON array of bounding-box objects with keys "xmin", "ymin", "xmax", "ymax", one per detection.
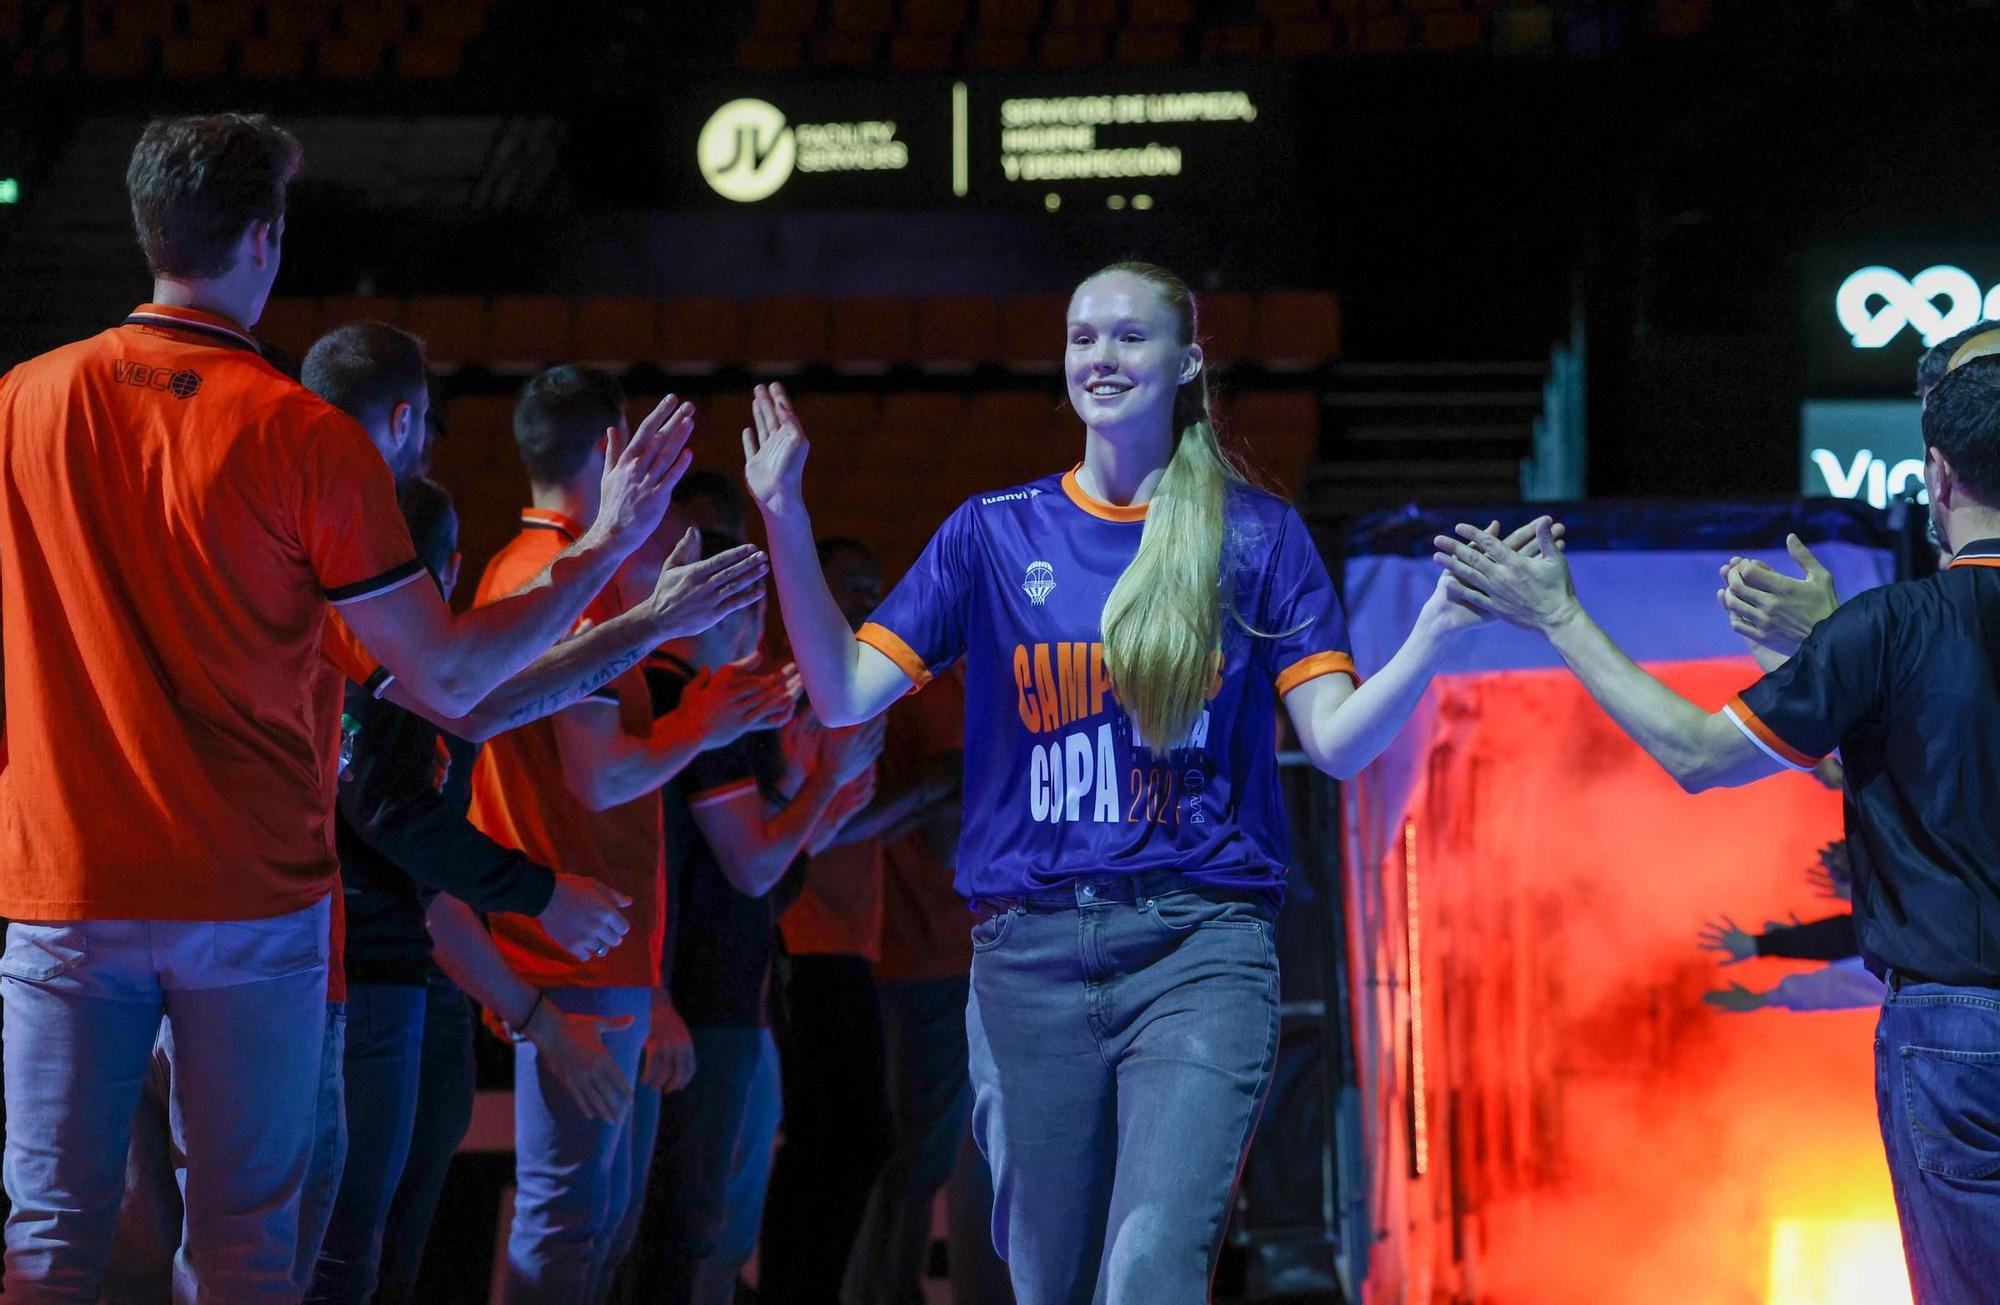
[
  {"xmin": 740, "ymin": 0, "xmax": 1710, "ymax": 72},
  {"xmin": 7, "ymin": 0, "xmax": 494, "ymax": 81},
  {"xmin": 259, "ymin": 290, "xmax": 1342, "ymax": 376}
]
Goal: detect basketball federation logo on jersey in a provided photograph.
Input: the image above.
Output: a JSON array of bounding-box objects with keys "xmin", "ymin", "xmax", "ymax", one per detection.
[{"xmin": 1023, "ymin": 560, "xmax": 1057, "ymax": 605}]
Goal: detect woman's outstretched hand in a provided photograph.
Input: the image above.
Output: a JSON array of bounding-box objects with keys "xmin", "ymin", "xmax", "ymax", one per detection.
[{"xmin": 743, "ymin": 381, "xmax": 809, "ymax": 519}]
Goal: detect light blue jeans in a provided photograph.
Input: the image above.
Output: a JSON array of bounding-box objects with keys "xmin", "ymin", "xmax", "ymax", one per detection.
[
  {"xmin": 966, "ymin": 877, "xmax": 1280, "ymax": 1305},
  {"xmin": 1, "ymin": 897, "xmax": 332, "ymax": 1303},
  {"xmin": 102, "ymin": 999, "xmax": 348, "ymax": 1303},
  {"xmin": 501, "ymin": 985, "xmax": 653, "ymax": 1305}
]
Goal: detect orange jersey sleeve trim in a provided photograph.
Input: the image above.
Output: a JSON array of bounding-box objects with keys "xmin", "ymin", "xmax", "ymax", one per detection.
[
  {"xmin": 857, "ymin": 623, "xmax": 933, "ymax": 691},
  {"xmin": 687, "ymin": 777, "xmax": 762, "ymax": 810},
  {"xmin": 1275, "ymin": 651, "xmax": 1360, "ymax": 696},
  {"xmin": 1722, "ymin": 695, "xmax": 1818, "ymax": 771}
]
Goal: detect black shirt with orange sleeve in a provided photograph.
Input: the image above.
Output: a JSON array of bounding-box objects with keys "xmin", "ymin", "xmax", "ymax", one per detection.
[
  {"xmin": 1725, "ymin": 542, "xmax": 2000, "ymax": 985},
  {"xmin": 467, "ymin": 509, "xmax": 665, "ymax": 991},
  {"xmin": 0, "ymin": 305, "xmax": 420, "ymax": 921}
]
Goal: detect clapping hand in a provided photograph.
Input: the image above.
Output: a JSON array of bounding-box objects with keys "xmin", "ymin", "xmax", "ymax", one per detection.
[
  {"xmin": 1431, "ymin": 517, "xmax": 1579, "ymax": 633},
  {"xmin": 743, "ymin": 383, "xmax": 808, "ymax": 519},
  {"xmin": 1696, "ymin": 914, "xmax": 1757, "ymax": 965},
  {"xmin": 1717, "ymin": 535, "xmax": 1838, "ymax": 659}
]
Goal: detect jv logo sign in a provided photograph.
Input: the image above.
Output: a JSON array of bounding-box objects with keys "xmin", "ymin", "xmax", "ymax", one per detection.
[
  {"xmin": 1836, "ymin": 265, "xmax": 2000, "ymax": 349},
  {"xmin": 698, "ymin": 99, "xmax": 796, "ymax": 203}
]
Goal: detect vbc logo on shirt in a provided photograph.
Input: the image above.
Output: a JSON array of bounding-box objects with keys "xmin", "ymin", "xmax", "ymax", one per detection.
[
  {"xmin": 113, "ymin": 360, "xmax": 202, "ymax": 399},
  {"xmin": 1022, "ymin": 561, "xmax": 1057, "ymax": 605}
]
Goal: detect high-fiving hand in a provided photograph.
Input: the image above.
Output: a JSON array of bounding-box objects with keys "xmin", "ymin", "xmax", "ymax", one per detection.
[
  {"xmin": 1716, "ymin": 534, "xmax": 1838, "ymax": 658},
  {"xmin": 742, "ymin": 383, "xmax": 808, "ymax": 519},
  {"xmin": 1431, "ymin": 517, "xmax": 1579, "ymax": 633},
  {"xmin": 589, "ymin": 395, "xmax": 697, "ymax": 556},
  {"xmin": 1419, "ymin": 518, "xmax": 1569, "ymax": 636},
  {"xmin": 644, "ymin": 527, "xmax": 771, "ymax": 642}
]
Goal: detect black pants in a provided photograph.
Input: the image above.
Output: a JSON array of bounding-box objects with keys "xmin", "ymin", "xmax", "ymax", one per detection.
[
  {"xmin": 373, "ymin": 975, "xmax": 477, "ymax": 1305},
  {"xmin": 760, "ymin": 954, "xmax": 896, "ymax": 1303}
]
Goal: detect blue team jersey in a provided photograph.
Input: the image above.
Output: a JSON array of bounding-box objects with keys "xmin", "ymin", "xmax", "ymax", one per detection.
[{"xmin": 858, "ymin": 466, "xmax": 1356, "ymax": 903}]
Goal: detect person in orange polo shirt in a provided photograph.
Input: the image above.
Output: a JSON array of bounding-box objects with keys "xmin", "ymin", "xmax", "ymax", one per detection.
[
  {"xmin": 469, "ymin": 366, "xmax": 796, "ymax": 1304},
  {"xmin": 0, "ymin": 115, "xmax": 692, "ymax": 1303}
]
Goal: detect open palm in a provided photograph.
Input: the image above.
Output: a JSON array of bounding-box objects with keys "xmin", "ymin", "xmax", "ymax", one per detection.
[{"xmin": 742, "ymin": 382, "xmax": 809, "ymax": 517}]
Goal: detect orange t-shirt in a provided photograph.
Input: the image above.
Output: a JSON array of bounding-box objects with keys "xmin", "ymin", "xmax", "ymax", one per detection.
[
  {"xmin": 878, "ymin": 663, "xmax": 973, "ymax": 982},
  {"xmin": 0, "ymin": 305, "xmax": 420, "ymax": 921},
  {"xmin": 781, "ymin": 833, "xmax": 884, "ymax": 964},
  {"xmin": 468, "ymin": 510, "xmax": 665, "ymax": 990}
]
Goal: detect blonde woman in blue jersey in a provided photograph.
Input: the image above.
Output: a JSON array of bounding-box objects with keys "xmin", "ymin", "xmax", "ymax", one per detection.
[{"xmin": 743, "ymin": 262, "xmax": 1541, "ymax": 1303}]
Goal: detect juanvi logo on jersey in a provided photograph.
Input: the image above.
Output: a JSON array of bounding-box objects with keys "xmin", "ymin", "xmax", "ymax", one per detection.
[{"xmin": 1022, "ymin": 561, "xmax": 1056, "ymax": 605}]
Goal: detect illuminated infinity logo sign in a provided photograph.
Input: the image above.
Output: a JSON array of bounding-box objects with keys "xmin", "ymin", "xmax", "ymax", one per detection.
[{"xmin": 1836, "ymin": 265, "xmax": 2000, "ymax": 349}]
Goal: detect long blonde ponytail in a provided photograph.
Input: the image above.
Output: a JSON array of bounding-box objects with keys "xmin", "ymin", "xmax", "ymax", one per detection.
[{"xmin": 1096, "ymin": 262, "xmax": 1247, "ymax": 751}]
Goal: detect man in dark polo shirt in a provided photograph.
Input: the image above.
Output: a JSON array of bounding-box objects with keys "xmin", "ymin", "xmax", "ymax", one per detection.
[{"xmin": 1432, "ymin": 356, "xmax": 2000, "ymax": 1304}]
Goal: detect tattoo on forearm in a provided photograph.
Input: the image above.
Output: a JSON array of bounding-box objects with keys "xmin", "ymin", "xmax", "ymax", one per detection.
[{"xmin": 502, "ymin": 647, "xmax": 646, "ymax": 728}]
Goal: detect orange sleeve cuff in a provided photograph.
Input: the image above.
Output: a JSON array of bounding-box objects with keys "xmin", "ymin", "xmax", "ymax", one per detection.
[
  {"xmin": 1276, "ymin": 651, "xmax": 1360, "ymax": 697},
  {"xmin": 1723, "ymin": 694, "xmax": 1819, "ymax": 770},
  {"xmin": 857, "ymin": 623, "xmax": 932, "ymax": 691}
]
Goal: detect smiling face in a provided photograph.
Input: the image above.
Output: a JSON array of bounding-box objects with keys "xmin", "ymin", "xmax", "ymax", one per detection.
[{"xmin": 1064, "ymin": 270, "xmax": 1201, "ymax": 440}]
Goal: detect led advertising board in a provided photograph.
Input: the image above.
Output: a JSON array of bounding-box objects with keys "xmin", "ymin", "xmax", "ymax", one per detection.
[{"xmin": 670, "ymin": 73, "xmax": 1296, "ymax": 212}]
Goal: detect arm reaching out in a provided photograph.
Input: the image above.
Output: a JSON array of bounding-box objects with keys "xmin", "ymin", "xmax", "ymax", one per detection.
[
  {"xmin": 425, "ymin": 895, "xmax": 634, "ymax": 1123},
  {"xmin": 341, "ymin": 397, "xmax": 695, "ymax": 717},
  {"xmin": 1434, "ymin": 518, "xmax": 1782, "ymax": 792},
  {"xmin": 743, "ymin": 383, "xmax": 910, "ymax": 726},
  {"xmin": 385, "ymin": 532, "xmax": 769, "ymax": 741},
  {"xmin": 1286, "ymin": 519, "xmax": 1560, "ymax": 779}
]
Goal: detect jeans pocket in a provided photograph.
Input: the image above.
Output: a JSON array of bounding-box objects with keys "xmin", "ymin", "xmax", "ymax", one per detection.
[
  {"xmin": 970, "ymin": 909, "xmax": 1019, "ymax": 952},
  {"xmin": 1902, "ymin": 1046, "xmax": 2000, "ymax": 1180},
  {"xmin": 1143, "ymin": 891, "xmax": 1269, "ymax": 934},
  {"xmin": 0, "ymin": 922, "xmax": 87, "ymax": 983},
  {"xmin": 209, "ymin": 912, "xmax": 327, "ymax": 983}
]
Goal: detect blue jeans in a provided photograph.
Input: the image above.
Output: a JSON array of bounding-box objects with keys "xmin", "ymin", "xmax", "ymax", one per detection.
[
  {"xmin": 308, "ymin": 982, "xmax": 427, "ymax": 1303},
  {"xmin": 1875, "ymin": 976, "xmax": 2000, "ymax": 1304},
  {"xmin": 618, "ymin": 1025, "xmax": 782, "ymax": 1305},
  {"xmin": 966, "ymin": 879, "xmax": 1280, "ymax": 1305},
  {"xmin": 0, "ymin": 898, "xmax": 332, "ymax": 1303},
  {"xmin": 103, "ymin": 1002, "xmax": 349, "ymax": 1303},
  {"xmin": 501, "ymin": 985, "xmax": 653, "ymax": 1305},
  {"xmin": 848, "ymin": 975, "xmax": 978, "ymax": 1305},
  {"xmin": 376, "ymin": 975, "xmax": 477, "ymax": 1305}
]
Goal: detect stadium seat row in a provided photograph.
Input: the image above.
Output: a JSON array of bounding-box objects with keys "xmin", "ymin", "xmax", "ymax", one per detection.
[
  {"xmin": 261, "ymin": 292, "xmax": 1343, "ymax": 374},
  {"xmin": 739, "ymin": 0, "xmax": 1706, "ymax": 71}
]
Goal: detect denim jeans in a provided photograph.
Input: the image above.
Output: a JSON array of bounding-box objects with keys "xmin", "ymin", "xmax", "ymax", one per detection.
[
  {"xmin": 0, "ymin": 897, "xmax": 332, "ymax": 1303},
  {"xmin": 966, "ymin": 878, "xmax": 1280, "ymax": 1305},
  {"xmin": 1875, "ymin": 976, "xmax": 2000, "ymax": 1303},
  {"xmin": 375, "ymin": 975, "xmax": 477, "ymax": 1305},
  {"xmin": 103, "ymin": 1003, "xmax": 349, "ymax": 1304},
  {"xmin": 308, "ymin": 982, "xmax": 427, "ymax": 1303},
  {"xmin": 500, "ymin": 985, "xmax": 652, "ymax": 1305},
  {"xmin": 615, "ymin": 1025, "xmax": 782, "ymax": 1305},
  {"xmin": 847, "ymin": 975, "xmax": 977, "ymax": 1305},
  {"xmin": 765, "ymin": 955, "xmax": 894, "ymax": 1305}
]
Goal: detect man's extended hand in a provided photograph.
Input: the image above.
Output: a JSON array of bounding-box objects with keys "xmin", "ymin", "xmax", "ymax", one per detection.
[
  {"xmin": 587, "ymin": 395, "xmax": 697, "ymax": 556},
  {"xmin": 1418, "ymin": 518, "xmax": 1569, "ymax": 637},
  {"xmin": 680, "ymin": 659, "xmax": 797, "ymax": 749},
  {"xmin": 523, "ymin": 1001, "xmax": 635, "ymax": 1123},
  {"xmin": 643, "ymin": 528, "xmax": 770, "ymax": 642},
  {"xmin": 1696, "ymin": 914, "xmax": 1757, "ymax": 965},
  {"xmin": 1717, "ymin": 534, "xmax": 1838, "ymax": 659},
  {"xmin": 639, "ymin": 991, "xmax": 697, "ymax": 1094},
  {"xmin": 1431, "ymin": 517, "xmax": 1579, "ymax": 633},
  {"xmin": 1702, "ymin": 982, "xmax": 1769, "ymax": 1014},
  {"xmin": 537, "ymin": 873, "xmax": 633, "ymax": 962}
]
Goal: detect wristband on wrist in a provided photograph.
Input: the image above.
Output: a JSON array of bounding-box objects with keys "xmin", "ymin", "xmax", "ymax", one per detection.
[{"xmin": 511, "ymin": 989, "xmax": 546, "ymax": 1041}]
